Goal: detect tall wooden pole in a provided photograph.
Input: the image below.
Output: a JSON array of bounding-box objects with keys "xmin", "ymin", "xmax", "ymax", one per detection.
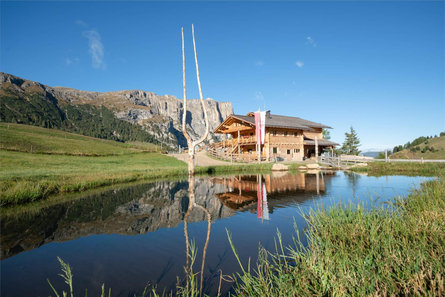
[
  {"xmin": 181, "ymin": 27, "xmax": 193, "ymax": 174},
  {"xmin": 181, "ymin": 25, "xmax": 209, "ymax": 176},
  {"xmin": 315, "ymin": 136, "xmax": 319, "ymax": 162},
  {"xmin": 192, "ymin": 24, "xmax": 210, "ymax": 146}
]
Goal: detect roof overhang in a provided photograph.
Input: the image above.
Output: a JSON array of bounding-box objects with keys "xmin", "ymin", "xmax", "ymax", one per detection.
[{"xmin": 213, "ymin": 114, "xmax": 255, "ymax": 134}]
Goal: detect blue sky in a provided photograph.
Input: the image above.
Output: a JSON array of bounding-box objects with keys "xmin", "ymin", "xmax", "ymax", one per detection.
[{"xmin": 1, "ymin": 1, "xmax": 444, "ymax": 151}]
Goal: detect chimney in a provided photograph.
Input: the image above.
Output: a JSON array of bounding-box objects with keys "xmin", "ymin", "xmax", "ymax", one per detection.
[{"xmin": 266, "ymin": 110, "xmax": 271, "ymax": 118}]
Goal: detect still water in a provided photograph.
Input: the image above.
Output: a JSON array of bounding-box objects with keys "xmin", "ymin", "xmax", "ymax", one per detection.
[{"xmin": 1, "ymin": 171, "xmax": 431, "ymax": 296}]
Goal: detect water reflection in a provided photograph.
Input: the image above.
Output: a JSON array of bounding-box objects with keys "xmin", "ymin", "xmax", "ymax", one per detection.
[
  {"xmin": 183, "ymin": 175, "xmax": 212, "ymax": 295},
  {"xmin": 212, "ymin": 172, "xmax": 327, "ymax": 212},
  {"xmin": 1, "ymin": 171, "xmax": 429, "ymax": 297},
  {"xmin": 1, "ymin": 179, "xmax": 231, "ymax": 260}
]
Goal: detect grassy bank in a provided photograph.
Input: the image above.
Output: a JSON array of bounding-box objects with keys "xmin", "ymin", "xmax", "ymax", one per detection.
[
  {"xmin": 0, "ymin": 149, "xmax": 273, "ymax": 206},
  {"xmin": 0, "ymin": 123, "xmax": 276, "ymax": 206},
  {"xmin": 351, "ymin": 161, "xmax": 445, "ymax": 176},
  {"xmin": 227, "ymin": 165, "xmax": 445, "ymax": 296}
]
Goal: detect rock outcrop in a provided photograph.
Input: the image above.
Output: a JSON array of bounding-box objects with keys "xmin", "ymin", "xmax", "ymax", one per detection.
[{"xmin": 0, "ymin": 72, "xmax": 233, "ymax": 147}]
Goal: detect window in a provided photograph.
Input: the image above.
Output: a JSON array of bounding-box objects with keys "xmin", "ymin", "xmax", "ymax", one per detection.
[
  {"xmin": 284, "ymin": 131, "xmax": 288, "ymax": 136},
  {"xmin": 294, "ymin": 132, "xmax": 298, "ymax": 136},
  {"xmin": 273, "ymin": 147, "xmax": 277, "ymax": 154},
  {"xmin": 294, "ymin": 149, "xmax": 300, "ymax": 153},
  {"xmin": 287, "ymin": 149, "xmax": 291, "ymax": 155},
  {"xmin": 272, "ymin": 130, "xmax": 277, "ymax": 136}
]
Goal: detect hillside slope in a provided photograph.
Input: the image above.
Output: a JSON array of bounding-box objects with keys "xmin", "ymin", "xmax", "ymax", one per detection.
[
  {"xmin": 391, "ymin": 135, "xmax": 445, "ymax": 159},
  {"xmin": 0, "ymin": 72, "xmax": 233, "ymax": 148},
  {"xmin": 0, "ymin": 123, "xmax": 161, "ymax": 156}
]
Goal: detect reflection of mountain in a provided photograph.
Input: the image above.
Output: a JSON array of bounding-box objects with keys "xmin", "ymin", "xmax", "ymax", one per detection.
[
  {"xmin": 0, "ymin": 178, "xmax": 232, "ymax": 259},
  {"xmin": 213, "ymin": 172, "xmax": 335, "ymax": 211}
]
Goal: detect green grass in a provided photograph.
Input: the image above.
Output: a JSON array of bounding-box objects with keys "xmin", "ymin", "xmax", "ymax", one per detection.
[
  {"xmin": 0, "ymin": 122, "xmax": 161, "ymax": 155},
  {"xmin": 0, "ymin": 149, "xmax": 187, "ymax": 205},
  {"xmin": 351, "ymin": 161, "xmax": 445, "ymax": 176},
  {"xmin": 227, "ymin": 167, "xmax": 445, "ymax": 296},
  {"xmin": 0, "ymin": 149, "xmax": 275, "ymax": 206},
  {"xmin": 0, "ymin": 123, "xmax": 278, "ymax": 205}
]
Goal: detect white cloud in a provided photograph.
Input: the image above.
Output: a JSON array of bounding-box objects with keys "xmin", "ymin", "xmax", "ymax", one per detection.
[
  {"xmin": 82, "ymin": 29, "xmax": 106, "ymax": 69},
  {"xmin": 255, "ymin": 60, "xmax": 264, "ymax": 67},
  {"xmin": 295, "ymin": 60, "xmax": 304, "ymax": 68},
  {"xmin": 65, "ymin": 57, "xmax": 80, "ymax": 66},
  {"xmin": 306, "ymin": 36, "xmax": 317, "ymax": 47},
  {"xmin": 255, "ymin": 91, "xmax": 266, "ymax": 110},
  {"xmin": 75, "ymin": 20, "xmax": 88, "ymax": 28},
  {"xmin": 255, "ymin": 91, "xmax": 264, "ymax": 101}
]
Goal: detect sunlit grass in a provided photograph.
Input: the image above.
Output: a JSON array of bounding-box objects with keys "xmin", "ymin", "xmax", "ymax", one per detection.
[
  {"xmin": 0, "ymin": 122, "xmax": 162, "ymax": 155},
  {"xmin": 0, "ymin": 149, "xmax": 275, "ymax": 206},
  {"xmin": 227, "ymin": 176, "xmax": 445, "ymax": 296},
  {"xmin": 351, "ymin": 161, "xmax": 445, "ymax": 176}
]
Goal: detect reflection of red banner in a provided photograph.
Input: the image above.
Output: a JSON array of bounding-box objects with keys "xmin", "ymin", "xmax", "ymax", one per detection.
[
  {"xmin": 257, "ymin": 181, "xmax": 263, "ymax": 219},
  {"xmin": 257, "ymin": 180, "xmax": 269, "ymax": 220}
]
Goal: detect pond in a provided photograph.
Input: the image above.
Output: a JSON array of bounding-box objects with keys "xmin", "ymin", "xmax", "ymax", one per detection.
[{"xmin": 0, "ymin": 171, "xmax": 432, "ymax": 297}]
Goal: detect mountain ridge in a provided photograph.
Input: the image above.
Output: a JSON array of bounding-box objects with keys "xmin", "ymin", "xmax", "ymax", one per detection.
[{"xmin": 0, "ymin": 72, "xmax": 233, "ymax": 148}]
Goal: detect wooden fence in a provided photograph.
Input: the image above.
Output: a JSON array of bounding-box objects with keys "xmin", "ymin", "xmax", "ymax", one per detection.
[
  {"xmin": 319, "ymin": 155, "xmax": 445, "ymax": 167},
  {"xmin": 207, "ymin": 146, "xmax": 266, "ymax": 163}
]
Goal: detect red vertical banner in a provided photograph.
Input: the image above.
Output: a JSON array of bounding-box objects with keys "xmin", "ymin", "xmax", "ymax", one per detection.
[
  {"xmin": 260, "ymin": 111, "xmax": 265, "ymax": 145},
  {"xmin": 254, "ymin": 111, "xmax": 261, "ymax": 146}
]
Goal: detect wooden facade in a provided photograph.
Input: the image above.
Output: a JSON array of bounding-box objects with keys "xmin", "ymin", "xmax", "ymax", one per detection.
[{"xmin": 211, "ymin": 111, "xmax": 338, "ymax": 162}]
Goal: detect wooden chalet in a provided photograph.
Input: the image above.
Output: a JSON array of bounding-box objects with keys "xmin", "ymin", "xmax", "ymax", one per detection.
[{"xmin": 210, "ymin": 111, "xmax": 338, "ymax": 162}]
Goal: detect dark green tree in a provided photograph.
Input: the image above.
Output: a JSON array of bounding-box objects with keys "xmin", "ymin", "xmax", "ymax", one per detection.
[
  {"xmin": 322, "ymin": 128, "xmax": 331, "ymax": 140},
  {"xmin": 340, "ymin": 126, "xmax": 361, "ymax": 155}
]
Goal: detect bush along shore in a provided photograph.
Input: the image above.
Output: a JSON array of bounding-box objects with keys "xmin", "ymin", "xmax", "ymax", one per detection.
[{"xmin": 46, "ymin": 163, "xmax": 445, "ymax": 296}]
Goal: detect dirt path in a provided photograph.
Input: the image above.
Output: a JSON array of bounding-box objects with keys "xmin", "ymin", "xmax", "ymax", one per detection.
[{"xmin": 169, "ymin": 151, "xmax": 231, "ymax": 167}]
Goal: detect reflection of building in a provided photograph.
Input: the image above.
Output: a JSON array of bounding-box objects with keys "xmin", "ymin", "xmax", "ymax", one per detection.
[
  {"xmin": 212, "ymin": 172, "xmax": 329, "ymax": 211},
  {"xmin": 212, "ymin": 111, "xmax": 338, "ymax": 161}
]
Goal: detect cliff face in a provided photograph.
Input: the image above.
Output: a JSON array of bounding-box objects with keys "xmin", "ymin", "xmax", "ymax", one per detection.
[{"xmin": 0, "ymin": 72, "xmax": 233, "ymax": 147}]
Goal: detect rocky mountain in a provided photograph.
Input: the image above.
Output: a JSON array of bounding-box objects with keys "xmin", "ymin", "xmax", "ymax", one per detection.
[{"xmin": 0, "ymin": 72, "xmax": 233, "ymax": 148}]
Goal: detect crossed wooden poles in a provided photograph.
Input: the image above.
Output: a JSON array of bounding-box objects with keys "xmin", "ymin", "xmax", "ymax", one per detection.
[{"xmin": 182, "ymin": 25, "xmax": 210, "ymax": 176}]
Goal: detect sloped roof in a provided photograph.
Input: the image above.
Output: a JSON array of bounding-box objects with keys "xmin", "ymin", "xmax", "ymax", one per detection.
[
  {"xmin": 303, "ymin": 138, "xmax": 339, "ymax": 146},
  {"xmin": 215, "ymin": 112, "xmax": 332, "ymax": 133}
]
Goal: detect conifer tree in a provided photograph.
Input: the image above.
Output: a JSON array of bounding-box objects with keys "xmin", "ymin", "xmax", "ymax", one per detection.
[
  {"xmin": 340, "ymin": 126, "xmax": 361, "ymax": 155},
  {"xmin": 322, "ymin": 128, "xmax": 331, "ymax": 140}
]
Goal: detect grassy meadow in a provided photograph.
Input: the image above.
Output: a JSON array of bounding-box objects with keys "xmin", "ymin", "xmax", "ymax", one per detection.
[
  {"xmin": 0, "ymin": 123, "xmax": 274, "ymax": 205},
  {"xmin": 0, "ymin": 122, "xmax": 161, "ymax": 155}
]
